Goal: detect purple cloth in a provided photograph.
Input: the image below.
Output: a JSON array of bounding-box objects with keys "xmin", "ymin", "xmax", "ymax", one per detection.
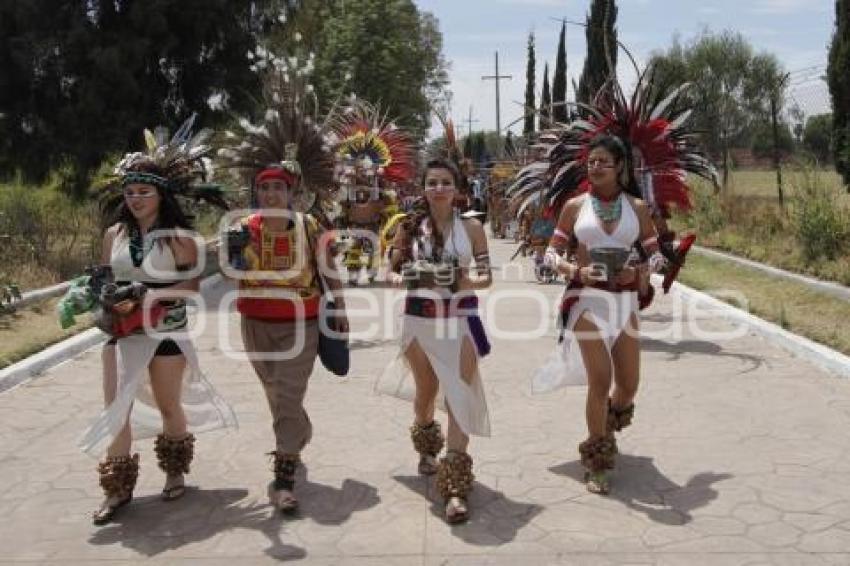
[{"xmin": 467, "ymin": 315, "xmax": 491, "ymax": 357}]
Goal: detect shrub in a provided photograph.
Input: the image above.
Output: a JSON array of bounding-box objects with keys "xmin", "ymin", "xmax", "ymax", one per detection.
[
  {"xmin": 0, "ymin": 179, "xmax": 99, "ymax": 290},
  {"xmin": 791, "ymin": 169, "xmax": 848, "ymax": 262}
]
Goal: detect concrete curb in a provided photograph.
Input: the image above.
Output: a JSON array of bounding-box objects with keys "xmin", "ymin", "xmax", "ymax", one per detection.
[
  {"xmin": 692, "ymin": 245, "xmax": 850, "ymax": 302},
  {"xmin": 0, "ymin": 328, "xmax": 106, "ymax": 394},
  {"xmin": 18, "ymin": 281, "xmax": 72, "ymax": 310},
  {"xmin": 661, "ymin": 274, "xmax": 850, "ymax": 379},
  {"xmin": 0, "ymin": 274, "xmax": 223, "ymax": 395}
]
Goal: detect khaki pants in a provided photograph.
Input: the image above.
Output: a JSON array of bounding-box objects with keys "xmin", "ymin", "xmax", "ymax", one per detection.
[{"xmin": 240, "ymin": 317, "xmax": 319, "ymax": 454}]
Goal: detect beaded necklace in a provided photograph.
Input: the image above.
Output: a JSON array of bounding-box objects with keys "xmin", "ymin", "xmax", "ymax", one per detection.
[
  {"xmin": 128, "ymin": 225, "xmax": 149, "ymax": 267},
  {"xmin": 590, "ymin": 190, "xmax": 622, "ymax": 224}
]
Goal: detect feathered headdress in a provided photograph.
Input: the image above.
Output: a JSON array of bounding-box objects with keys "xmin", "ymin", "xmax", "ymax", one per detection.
[
  {"xmin": 508, "ymin": 63, "xmax": 719, "ymax": 219},
  {"xmin": 217, "ymin": 66, "xmax": 334, "ymax": 210},
  {"xmin": 432, "ymin": 109, "xmax": 473, "ymax": 193},
  {"xmin": 99, "ymin": 113, "xmax": 228, "ymax": 213},
  {"xmin": 325, "ymin": 99, "xmax": 416, "ymax": 186}
]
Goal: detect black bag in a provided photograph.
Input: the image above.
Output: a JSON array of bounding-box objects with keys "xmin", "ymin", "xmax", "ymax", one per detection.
[{"xmin": 305, "ymin": 215, "xmax": 350, "ymax": 377}]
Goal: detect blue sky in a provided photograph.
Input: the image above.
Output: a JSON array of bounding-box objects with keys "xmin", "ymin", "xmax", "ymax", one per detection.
[{"xmin": 415, "ymin": 0, "xmax": 834, "ymax": 137}]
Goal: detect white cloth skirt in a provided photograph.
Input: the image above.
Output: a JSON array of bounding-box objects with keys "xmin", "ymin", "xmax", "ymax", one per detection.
[
  {"xmin": 79, "ymin": 333, "xmax": 238, "ymax": 456},
  {"xmin": 377, "ymin": 315, "xmax": 491, "ymax": 437},
  {"xmin": 532, "ymin": 287, "xmax": 638, "ymax": 393}
]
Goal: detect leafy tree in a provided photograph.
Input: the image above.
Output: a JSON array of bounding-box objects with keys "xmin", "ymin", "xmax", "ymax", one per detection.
[
  {"xmin": 803, "ymin": 113, "xmax": 834, "ymax": 164},
  {"xmin": 0, "ymin": 0, "xmax": 271, "ymax": 193},
  {"xmin": 649, "ymin": 30, "xmax": 786, "ymax": 187},
  {"xmin": 552, "ymin": 23, "xmax": 568, "ymax": 123},
  {"xmin": 751, "ymin": 120, "xmax": 794, "ymax": 159},
  {"xmin": 828, "ymin": 0, "xmax": 850, "ymax": 187},
  {"xmin": 312, "ymin": 0, "xmax": 449, "ymax": 136},
  {"xmin": 523, "ymin": 32, "xmax": 536, "ymax": 137},
  {"xmin": 540, "ymin": 63, "xmax": 552, "ymax": 129},
  {"xmin": 577, "ymin": 0, "xmax": 618, "ymax": 106}
]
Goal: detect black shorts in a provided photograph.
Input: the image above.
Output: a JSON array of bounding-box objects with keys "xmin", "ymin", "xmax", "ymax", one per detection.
[{"xmin": 105, "ymin": 337, "xmax": 183, "ymax": 357}]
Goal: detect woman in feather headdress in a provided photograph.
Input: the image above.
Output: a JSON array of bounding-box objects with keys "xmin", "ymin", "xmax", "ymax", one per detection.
[
  {"xmin": 377, "ymin": 112, "xmax": 493, "ymax": 524},
  {"xmin": 217, "ymin": 67, "xmax": 348, "ymax": 514},
  {"xmin": 520, "ymin": 63, "xmax": 719, "ymax": 495},
  {"xmin": 83, "ymin": 114, "xmax": 237, "ymax": 525}
]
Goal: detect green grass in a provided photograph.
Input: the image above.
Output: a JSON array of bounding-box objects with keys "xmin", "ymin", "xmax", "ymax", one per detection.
[
  {"xmin": 674, "ymin": 168, "xmax": 850, "ymax": 285},
  {"xmin": 679, "ymin": 253, "xmax": 850, "ymax": 356},
  {"xmin": 0, "ymin": 298, "xmax": 94, "ymax": 369}
]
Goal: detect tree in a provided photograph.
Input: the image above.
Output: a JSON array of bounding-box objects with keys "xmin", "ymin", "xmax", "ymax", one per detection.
[
  {"xmin": 577, "ymin": 0, "xmax": 618, "ymax": 106},
  {"xmin": 828, "ymin": 0, "xmax": 850, "ymax": 187},
  {"xmin": 751, "ymin": 121, "xmax": 794, "ymax": 159},
  {"xmin": 263, "ymin": 0, "xmax": 338, "ymax": 57},
  {"xmin": 552, "ymin": 23, "xmax": 568, "ymax": 123},
  {"xmin": 649, "ymin": 30, "xmax": 786, "ymax": 187},
  {"xmin": 540, "ymin": 63, "xmax": 552, "ymax": 129},
  {"xmin": 504, "ymin": 131, "xmax": 516, "ymax": 157},
  {"xmin": 803, "ymin": 113, "xmax": 834, "ymax": 164},
  {"xmin": 0, "ymin": 0, "xmax": 271, "ymax": 193},
  {"xmin": 523, "ymin": 32, "xmax": 536, "ymax": 137},
  {"xmin": 313, "ymin": 0, "xmax": 449, "ymax": 136}
]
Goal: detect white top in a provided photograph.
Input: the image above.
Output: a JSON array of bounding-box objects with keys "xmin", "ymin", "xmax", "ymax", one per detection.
[
  {"xmin": 573, "ymin": 193, "xmax": 639, "ymax": 250},
  {"xmin": 412, "ymin": 215, "xmax": 473, "ymax": 267},
  {"xmin": 111, "ymin": 229, "xmax": 179, "ymax": 283},
  {"xmin": 110, "ymin": 227, "xmax": 187, "ymax": 332}
]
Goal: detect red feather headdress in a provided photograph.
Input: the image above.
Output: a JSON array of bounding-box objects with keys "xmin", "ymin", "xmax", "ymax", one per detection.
[
  {"xmin": 325, "ymin": 100, "xmax": 415, "ymax": 185},
  {"xmin": 508, "ymin": 64, "xmax": 719, "ymax": 219}
]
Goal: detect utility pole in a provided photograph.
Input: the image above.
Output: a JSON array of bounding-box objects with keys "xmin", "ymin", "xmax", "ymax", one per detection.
[
  {"xmin": 772, "ymin": 72, "xmax": 791, "ymax": 209},
  {"xmin": 482, "ymin": 51, "xmax": 512, "ymax": 155},
  {"xmin": 465, "ymin": 105, "xmax": 479, "ymax": 137}
]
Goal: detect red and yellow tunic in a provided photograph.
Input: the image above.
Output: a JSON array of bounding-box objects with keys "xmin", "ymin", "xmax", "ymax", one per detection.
[{"xmin": 236, "ymin": 212, "xmax": 322, "ymax": 321}]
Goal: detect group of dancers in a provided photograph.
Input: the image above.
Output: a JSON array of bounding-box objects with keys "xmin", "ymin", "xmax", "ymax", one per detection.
[{"xmin": 69, "ymin": 62, "xmax": 717, "ymax": 527}]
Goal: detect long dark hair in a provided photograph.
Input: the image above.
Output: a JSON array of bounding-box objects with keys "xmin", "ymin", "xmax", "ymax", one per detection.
[
  {"xmin": 105, "ymin": 159, "xmax": 194, "ymax": 235},
  {"xmin": 587, "ymin": 134, "xmax": 641, "ymax": 199},
  {"xmin": 411, "ymin": 158, "xmax": 463, "ymax": 260}
]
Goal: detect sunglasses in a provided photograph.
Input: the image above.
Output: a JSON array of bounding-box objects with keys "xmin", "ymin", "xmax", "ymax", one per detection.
[{"xmin": 586, "ymin": 159, "xmax": 616, "ymax": 170}]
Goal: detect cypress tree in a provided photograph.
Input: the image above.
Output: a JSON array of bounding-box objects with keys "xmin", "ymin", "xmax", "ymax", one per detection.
[
  {"xmin": 828, "ymin": 0, "xmax": 850, "ymax": 188},
  {"xmin": 523, "ymin": 32, "xmax": 536, "ymax": 137},
  {"xmin": 540, "ymin": 63, "xmax": 552, "ymax": 129},
  {"xmin": 552, "ymin": 23, "xmax": 568, "ymax": 123},
  {"xmin": 577, "ymin": 0, "xmax": 618, "ymax": 106}
]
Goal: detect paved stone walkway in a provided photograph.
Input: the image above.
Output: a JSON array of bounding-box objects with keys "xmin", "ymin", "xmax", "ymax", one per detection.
[{"xmin": 2, "ymin": 237, "xmax": 850, "ymax": 565}]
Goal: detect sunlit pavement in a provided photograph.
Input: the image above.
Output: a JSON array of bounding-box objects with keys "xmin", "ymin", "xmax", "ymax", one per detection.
[{"xmin": 1, "ymin": 235, "xmax": 848, "ymax": 565}]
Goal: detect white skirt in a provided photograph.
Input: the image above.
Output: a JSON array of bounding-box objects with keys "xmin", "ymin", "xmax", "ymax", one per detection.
[
  {"xmin": 376, "ymin": 314, "xmax": 491, "ymax": 437},
  {"xmin": 79, "ymin": 333, "xmax": 238, "ymax": 456},
  {"xmin": 532, "ymin": 287, "xmax": 638, "ymax": 393}
]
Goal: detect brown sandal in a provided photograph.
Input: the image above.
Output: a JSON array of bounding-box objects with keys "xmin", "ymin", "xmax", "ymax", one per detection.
[
  {"xmin": 92, "ymin": 454, "xmax": 139, "ymax": 526},
  {"xmin": 579, "ymin": 435, "xmax": 617, "ymax": 496},
  {"xmin": 154, "ymin": 433, "xmax": 194, "ymax": 502},
  {"xmin": 161, "ymin": 475, "xmax": 186, "ymax": 501},
  {"xmin": 272, "ymin": 452, "xmax": 300, "ymax": 514},
  {"xmin": 436, "ymin": 451, "xmax": 474, "ymax": 524},
  {"xmin": 445, "ymin": 495, "xmax": 469, "ymax": 524}
]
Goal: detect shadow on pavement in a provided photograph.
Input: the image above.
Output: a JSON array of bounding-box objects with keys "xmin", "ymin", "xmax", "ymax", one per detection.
[
  {"xmin": 550, "ymin": 455, "xmax": 732, "ymax": 525},
  {"xmin": 87, "ymin": 487, "xmax": 307, "ymax": 561},
  {"xmin": 393, "ymin": 474, "xmax": 542, "ymax": 545},
  {"xmin": 271, "ymin": 465, "xmax": 380, "ymax": 526},
  {"xmin": 642, "ymin": 337, "xmax": 764, "ymax": 371}
]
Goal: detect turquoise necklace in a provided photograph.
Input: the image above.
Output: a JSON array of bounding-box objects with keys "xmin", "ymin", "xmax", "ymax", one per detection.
[
  {"xmin": 128, "ymin": 226, "xmax": 154, "ymax": 267},
  {"xmin": 590, "ymin": 191, "xmax": 622, "ymax": 223}
]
